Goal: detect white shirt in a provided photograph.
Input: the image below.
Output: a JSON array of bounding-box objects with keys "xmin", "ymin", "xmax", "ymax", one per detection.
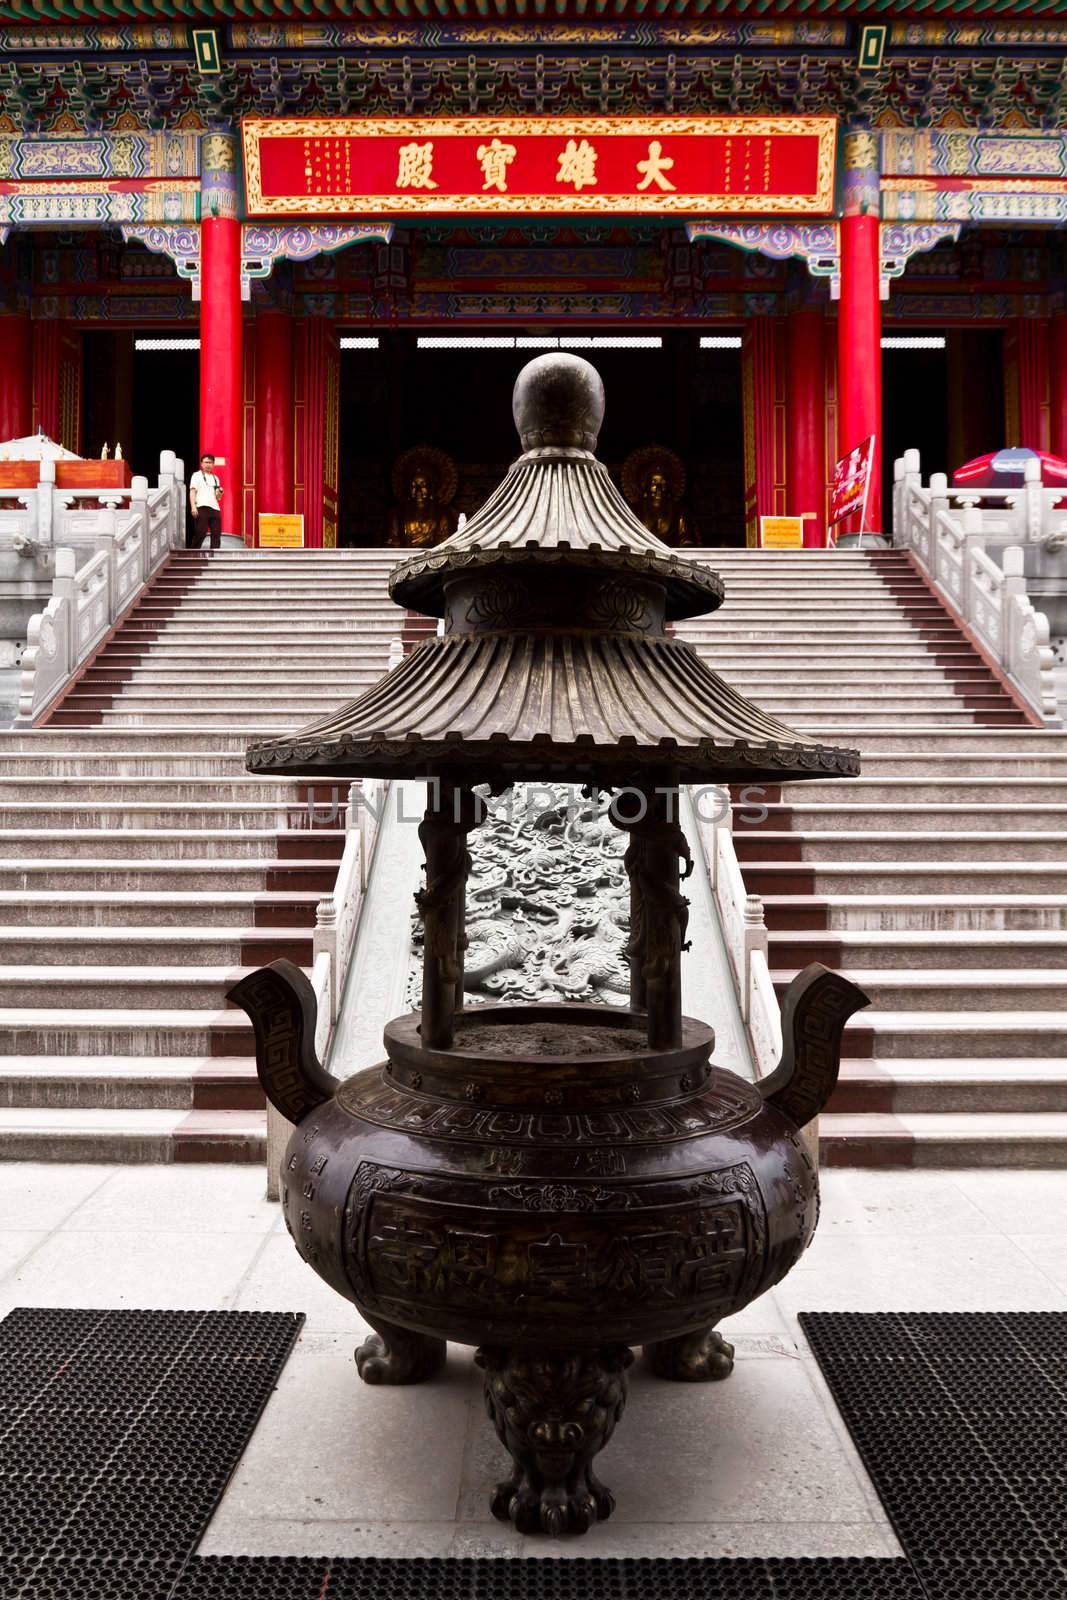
[{"xmin": 190, "ymin": 469, "xmax": 221, "ymax": 510}]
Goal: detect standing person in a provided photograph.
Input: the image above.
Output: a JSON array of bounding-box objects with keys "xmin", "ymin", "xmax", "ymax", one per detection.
[{"xmin": 189, "ymin": 453, "xmax": 223, "ymax": 549}]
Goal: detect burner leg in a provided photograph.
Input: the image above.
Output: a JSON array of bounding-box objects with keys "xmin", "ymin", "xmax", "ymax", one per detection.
[
  {"xmin": 646, "ymin": 1324, "xmax": 735, "ymax": 1381},
  {"xmin": 355, "ymin": 1314, "xmax": 447, "ymax": 1385},
  {"xmin": 476, "ymin": 1344, "xmax": 633, "ymax": 1537}
]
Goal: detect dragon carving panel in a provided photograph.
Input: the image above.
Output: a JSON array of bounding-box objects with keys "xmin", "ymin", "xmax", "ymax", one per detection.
[{"xmin": 407, "ymin": 783, "xmax": 630, "ymax": 1009}]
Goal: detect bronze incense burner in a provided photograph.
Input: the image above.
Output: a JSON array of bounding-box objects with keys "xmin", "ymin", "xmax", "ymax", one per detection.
[{"xmin": 231, "ymin": 354, "xmax": 866, "ymax": 1537}]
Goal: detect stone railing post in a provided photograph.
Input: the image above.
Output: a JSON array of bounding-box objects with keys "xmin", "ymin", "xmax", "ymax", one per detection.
[
  {"xmin": 130, "ymin": 474, "xmax": 149, "ymax": 580},
  {"xmin": 928, "ymin": 470, "xmax": 948, "ymax": 585},
  {"xmin": 52, "ymin": 546, "xmax": 77, "ymax": 678},
  {"xmin": 900, "ymin": 448, "xmax": 921, "ymax": 549},
  {"xmin": 36, "ymin": 459, "xmax": 56, "ymax": 547},
  {"xmin": 961, "ymin": 505, "xmax": 983, "ymax": 619},
  {"xmin": 92, "ymin": 508, "xmax": 118, "ymax": 621},
  {"xmin": 1023, "ymin": 456, "xmax": 1043, "ymax": 543},
  {"xmin": 741, "ymin": 893, "xmax": 769, "ymax": 1025}
]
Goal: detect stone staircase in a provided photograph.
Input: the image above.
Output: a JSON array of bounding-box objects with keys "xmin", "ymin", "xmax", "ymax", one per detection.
[
  {"xmin": 678, "ymin": 548, "xmax": 1067, "ymax": 1166},
  {"xmin": 0, "ymin": 548, "xmax": 400, "ymax": 1160}
]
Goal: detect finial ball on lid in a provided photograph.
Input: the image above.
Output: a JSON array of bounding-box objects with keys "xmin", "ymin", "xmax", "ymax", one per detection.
[{"xmin": 512, "ymin": 352, "xmax": 605, "ymax": 453}]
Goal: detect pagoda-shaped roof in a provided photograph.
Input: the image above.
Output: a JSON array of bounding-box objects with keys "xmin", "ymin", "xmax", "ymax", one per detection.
[{"xmin": 246, "ymin": 353, "xmax": 859, "ymax": 788}]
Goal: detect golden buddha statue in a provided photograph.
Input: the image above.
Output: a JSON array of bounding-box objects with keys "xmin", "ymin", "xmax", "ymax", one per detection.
[
  {"xmin": 388, "ymin": 446, "xmax": 458, "ymax": 548},
  {"xmin": 621, "ymin": 444, "xmax": 694, "ymax": 547}
]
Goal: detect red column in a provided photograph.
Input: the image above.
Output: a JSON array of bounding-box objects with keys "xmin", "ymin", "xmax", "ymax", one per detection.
[
  {"xmin": 787, "ymin": 307, "xmax": 827, "ymax": 546},
  {"xmin": 0, "ymin": 312, "xmax": 31, "ymax": 441},
  {"xmin": 255, "ymin": 309, "xmax": 294, "ymax": 519},
  {"xmin": 199, "ymin": 215, "xmax": 243, "ymax": 539},
  {"xmin": 1051, "ymin": 314, "xmax": 1067, "ymax": 460},
  {"xmin": 838, "ymin": 213, "xmax": 882, "ymax": 532},
  {"xmin": 1017, "ymin": 315, "xmax": 1050, "ymax": 452}
]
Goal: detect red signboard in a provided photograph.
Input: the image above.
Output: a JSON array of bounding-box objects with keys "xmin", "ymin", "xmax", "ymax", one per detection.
[
  {"xmin": 242, "ymin": 116, "xmax": 837, "ymax": 218},
  {"xmin": 830, "ymin": 436, "xmax": 876, "ymax": 531}
]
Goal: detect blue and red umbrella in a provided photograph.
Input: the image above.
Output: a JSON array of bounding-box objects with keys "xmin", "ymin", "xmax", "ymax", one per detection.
[{"xmin": 953, "ymin": 446, "xmax": 1067, "ymax": 489}]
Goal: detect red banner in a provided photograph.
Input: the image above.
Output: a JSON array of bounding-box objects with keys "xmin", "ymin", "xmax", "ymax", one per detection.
[
  {"xmin": 243, "ymin": 117, "xmax": 836, "ymax": 218},
  {"xmin": 830, "ymin": 436, "xmax": 875, "ymax": 529}
]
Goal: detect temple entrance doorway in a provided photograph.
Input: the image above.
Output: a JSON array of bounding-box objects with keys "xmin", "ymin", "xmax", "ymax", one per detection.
[
  {"xmin": 881, "ymin": 328, "xmax": 1004, "ymax": 519},
  {"xmin": 82, "ymin": 330, "xmax": 199, "ymax": 490},
  {"xmin": 337, "ymin": 329, "xmax": 745, "ymax": 550}
]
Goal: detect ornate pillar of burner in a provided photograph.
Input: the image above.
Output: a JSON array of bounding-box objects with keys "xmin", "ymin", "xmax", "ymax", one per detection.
[
  {"xmin": 417, "ymin": 782, "xmax": 483, "ymax": 1049},
  {"xmin": 615, "ymin": 786, "xmax": 692, "ymax": 1051}
]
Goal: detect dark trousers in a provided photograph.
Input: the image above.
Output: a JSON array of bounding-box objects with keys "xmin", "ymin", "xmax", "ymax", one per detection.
[{"xmin": 192, "ymin": 507, "xmax": 222, "ymax": 548}]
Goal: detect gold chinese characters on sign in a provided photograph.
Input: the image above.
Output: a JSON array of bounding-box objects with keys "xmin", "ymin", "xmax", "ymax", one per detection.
[{"xmin": 243, "ymin": 116, "xmax": 837, "ymax": 218}]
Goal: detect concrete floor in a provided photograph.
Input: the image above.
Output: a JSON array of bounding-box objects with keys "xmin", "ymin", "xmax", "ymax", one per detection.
[{"xmin": 2, "ymin": 1163, "xmax": 1066, "ymax": 1561}]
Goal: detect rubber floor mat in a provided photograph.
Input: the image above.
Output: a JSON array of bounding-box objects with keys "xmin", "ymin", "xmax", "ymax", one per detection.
[
  {"xmin": 801, "ymin": 1311, "xmax": 1067, "ymax": 1600},
  {"xmin": 0, "ymin": 1307, "xmax": 303, "ymax": 1588},
  {"xmin": 4, "ymin": 1555, "xmax": 929, "ymax": 1600}
]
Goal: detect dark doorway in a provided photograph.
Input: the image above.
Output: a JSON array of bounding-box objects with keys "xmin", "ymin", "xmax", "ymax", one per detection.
[
  {"xmin": 131, "ymin": 340, "xmax": 199, "ymax": 489},
  {"xmin": 337, "ymin": 330, "xmax": 745, "ymax": 548},
  {"xmin": 946, "ymin": 328, "xmax": 1004, "ymax": 473},
  {"xmin": 82, "ymin": 331, "xmax": 134, "ymax": 464},
  {"xmin": 882, "ymin": 337, "xmax": 949, "ymax": 520}
]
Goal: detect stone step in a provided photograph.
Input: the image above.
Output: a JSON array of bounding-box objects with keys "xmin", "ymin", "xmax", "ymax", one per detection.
[
  {"xmin": 0, "ymin": 860, "xmax": 337, "ymax": 891},
  {"xmin": 0, "ymin": 803, "xmax": 344, "ymax": 830},
  {"xmin": 829, "ymin": 756, "xmax": 1067, "ymax": 778},
  {"xmin": 761, "ymin": 894, "xmax": 1067, "ymax": 933},
  {"xmin": 741, "ymin": 687, "xmax": 1010, "ymax": 704},
  {"xmin": 0, "ymin": 753, "xmax": 259, "ymax": 775},
  {"xmin": 62, "ymin": 714, "xmax": 345, "ymax": 730},
  {"xmin": 767, "ymin": 928, "xmax": 1067, "ymax": 969},
  {"xmin": 830, "ymin": 1060, "xmax": 1067, "ymax": 1115},
  {"xmin": 0, "ymin": 828, "xmax": 344, "ymax": 861},
  {"xmin": 82, "ymin": 671, "xmax": 382, "ymax": 688},
  {"xmin": 0, "ymin": 926, "xmax": 312, "ymax": 965},
  {"xmin": 92, "ymin": 650, "xmax": 391, "ymax": 666},
  {"xmin": 0, "ymin": 779, "xmax": 321, "ymax": 802},
  {"xmin": 737, "ymin": 803, "xmax": 1067, "ymax": 833},
  {"xmin": 0, "ymin": 889, "xmax": 319, "ymax": 927},
  {"xmin": 0, "ymin": 1006, "xmax": 254, "ymax": 1057},
  {"xmin": 0, "ymin": 966, "xmax": 250, "ymax": 1009},
  {"xmin": 775, "ymin": 964, "xmax": 1067, "ymax": 1012},
  {"xmin": 0, "ymin": 1106, "xmax": 266, "ymax": 1162},
  {"xmin": 818, "ymin": 1110, "xmax": 1067, "ymax": 1167},
  {"xmin": 851, "ymin": 1010, "xmax": 1067, "ymax": 1059},
  {"xmin": 0, "ymin": 1055, "xmax": 260, "ymax": 1111},
  {"xmin": 775, "ymin": 779, "xmax": 1067, "ymax": 803},
  {"xmin": 737, "ymin": 830, "xmax": 1067, "ymax": 862},
  {"xmin": 726, "ymin": 667, "xmax": 998, "ymax": 684},
  {"xmin": 0, "ymin": 730, "xmax": 263, "ymax": 750},
  {"xmin": 81, "ymin": 691, "xmax": 366, "ymax": 709},
  {"xmin": 743, "ymin": 860, "xmax": 1067, "ymax": 894}
]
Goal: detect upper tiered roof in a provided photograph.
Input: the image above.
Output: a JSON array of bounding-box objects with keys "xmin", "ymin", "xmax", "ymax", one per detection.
[{"xmin": 247, "ymin": 352, "xmax": 860, "ymax": 788}]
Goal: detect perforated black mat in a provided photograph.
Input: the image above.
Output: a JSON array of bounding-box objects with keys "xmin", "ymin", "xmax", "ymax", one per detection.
[
  {"xmin": 801, "ymin": 1312, "xmax": 1067, "ymax": 1600},
  {"xmin": 5, "ymin": 1308, "xmax": 1066, "ymax": 1600},
  {"xmin": 0, "ymin": 1307, "xmax": 303, "ymax": 1596},
  {"xmin": 5, "ymin": 1555, "xmax": 928, "ymax": 1600}
]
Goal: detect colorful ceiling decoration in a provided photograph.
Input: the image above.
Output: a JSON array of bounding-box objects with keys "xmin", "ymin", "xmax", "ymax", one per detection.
[{"xmin": 3, "ymin": 1, "xmax": 1067, "ymax": 18}]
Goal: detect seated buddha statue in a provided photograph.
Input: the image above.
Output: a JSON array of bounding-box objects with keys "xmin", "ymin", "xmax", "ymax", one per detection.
[
  {"xmin": 621, "ymin": 444, "xmax": 694, "ymax": 547},
  {"xmin": 387, "ymin": 446, "xmax": 458, "ymax": 548}
]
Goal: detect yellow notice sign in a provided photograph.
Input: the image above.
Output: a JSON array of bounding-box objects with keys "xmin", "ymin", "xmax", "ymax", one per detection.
[
  {"xmin": 259, "ymin": 514, "xmax": 304, "ymax": 548},
  {"xmin": 759, "ymin": 516, "xmax": 804, "ymax": 549}
]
